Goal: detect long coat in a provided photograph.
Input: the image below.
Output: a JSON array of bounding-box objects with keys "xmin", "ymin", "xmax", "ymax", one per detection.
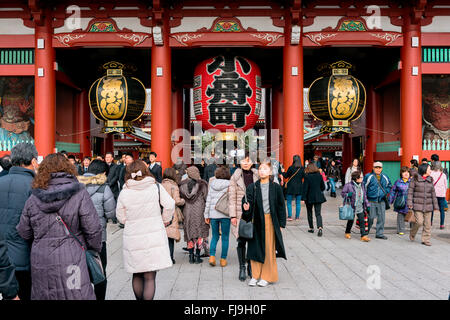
[
  {"xmin": 0, "ymin": 231, "xmax": 19, "ymax": 299},
  {"xmin": 0, "ymin": 166, "xmax": 35, "ymax": 272},
  {"xmin": 228, "ymin": 168, "xmax": 259, "ymax": 238},
  {"xmin": 241, "ymin": 181, "xmax": 287, "ymax": 264},
  {"xmin": 281, "ymin": 165, "xmax": 304, "ymax": 195},
  {"xmin": 16, "ymin": 173, "xmax": 102, "ymax": 300},
  {"xmin": 407, "ymin": 175, "xmax": 439, "ymax": 213},
  {"xmin": 302, "ymin": 172, "xmax": 327, "ymax": 204},
  {"xmin": 179, "ymin": 178, "xmax": 209, "ymax": 242},
  {"xmin": 161, "ymin": 178, "xmax": 185, "ymax": 241},
  {"xmin": 117, "ymin": 176, "xmax": 174, "ymax": 273}
]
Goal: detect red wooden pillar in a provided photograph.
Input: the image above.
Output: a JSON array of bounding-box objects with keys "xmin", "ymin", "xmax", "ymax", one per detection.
[
  {"xmin": 283, "ymin": 17, "xmax": 303, "ymax": 168},
  {"xmin": 400, "ymin": 17, "xmax": 422, "ymax": 167},
  {"xmin": 365, "ymin": 86, "xmax": 378, "ymax": 173},
  {"xmin": 74, "ymin": 90, "xmax": 91, "ymax": 158},
  {"xmin": 105, "ymin": 133, "xmax": 114, "ymax": 155},
  {"xmin": 34, "ymin": 11, "xmax": 56, "ymax": 157},
  {"xmin": 342, "ymin": 133, "xmax": 352, "ymax": 173},
  {"xmin": 272, "ymin": 85, "xmax": 284, "ymax": 165},
  {"xmin": 151, "ymin": 17, "xmax": 172, "ymax": 169},
  {"xmin": 171, "ymin": 87, "xmax": 184, "ymax": 158}
]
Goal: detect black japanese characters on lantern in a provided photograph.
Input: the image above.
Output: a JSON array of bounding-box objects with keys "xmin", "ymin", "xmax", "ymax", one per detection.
[
  {"xmin": 89, "ymin": 61, "xmax": 146, "ymax": 134},
  {"xmin": 307, "ymin": 61, "xmax": 366, "ymax": 133},
  {"xmin": 194, "ymin": 55, "xmax": 261, "ymax": 131}
]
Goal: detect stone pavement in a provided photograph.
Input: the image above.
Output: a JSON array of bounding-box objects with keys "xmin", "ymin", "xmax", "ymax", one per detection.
[{"xmin": 105, "ymin": 191, "xmax": 450, "ymax": 300}]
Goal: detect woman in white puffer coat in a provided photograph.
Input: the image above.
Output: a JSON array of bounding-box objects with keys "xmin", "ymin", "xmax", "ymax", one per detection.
[{"xmin": 116, "ymin": 160, "xmax": 175, "ymax": 300}]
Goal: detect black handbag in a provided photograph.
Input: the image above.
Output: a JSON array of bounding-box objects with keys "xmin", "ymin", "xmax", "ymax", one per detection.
[
  {"xmin": 239, "ymin": 185, "xmax": 256, "ymax": 240},
  {"xmin": 56, "ymin": 214, "xmax": 105, "ymax": 285}
]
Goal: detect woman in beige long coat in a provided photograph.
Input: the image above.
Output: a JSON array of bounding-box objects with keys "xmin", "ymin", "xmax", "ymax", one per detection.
[
  {"xmin": 228, "ymin": 153, "xmax": 259, "ymax": 281},
  {"xmin": 161, "ymin": 167, "xmax": 185, "ymax": 264},
  {"xmin": 116, "ymin": 160, "xmax": 175, "ymax": 300}
]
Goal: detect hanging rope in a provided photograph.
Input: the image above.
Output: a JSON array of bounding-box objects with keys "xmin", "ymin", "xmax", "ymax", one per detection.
[{"xmin": 56, "ymin": 126, "xmax": 103, "ymax": 137}]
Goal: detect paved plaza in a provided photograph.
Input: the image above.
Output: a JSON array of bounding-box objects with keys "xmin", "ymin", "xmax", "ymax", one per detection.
[{"xmin": 105, "ymin": 194, "xmax": 450, "ymax": 300}]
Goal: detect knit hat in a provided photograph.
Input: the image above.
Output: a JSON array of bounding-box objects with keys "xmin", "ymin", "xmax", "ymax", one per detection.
[{"xmin": 186, "ymin": 166, "xmax": 201, "ymax": 180}]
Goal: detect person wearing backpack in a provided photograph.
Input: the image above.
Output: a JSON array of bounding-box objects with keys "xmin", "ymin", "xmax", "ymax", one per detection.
[
  {"xmin": 77, "ymin": 159, "xmax": 116, "ymax": 300},
  {"xmin": 363, "ymin": 161, "xmax": 393, "ymax": 240},
  {"xmin": 388, "ymin": 167, "xmax": 411, "ymax": 236}
]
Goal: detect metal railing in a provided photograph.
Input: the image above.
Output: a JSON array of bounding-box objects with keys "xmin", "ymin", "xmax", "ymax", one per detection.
[
  {"xmin": 0, "ymin": 139, "xmax": 34, "ymax": 152},
  {"xmin": 423, "ymin": 139, "xmax": 450, "ymax": 151}
]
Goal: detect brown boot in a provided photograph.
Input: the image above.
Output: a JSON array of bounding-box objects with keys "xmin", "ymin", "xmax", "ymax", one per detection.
[
  {"xmin": 220, "ymin": 258, "xmax": 227, "ymax": 267},
  {"xmin": 361, "ymin": 236, "xmax": 371, "ymax": 242},
  {"xmin": 209, "ymin": 256, "xmax": 216, "ymax": 266}
]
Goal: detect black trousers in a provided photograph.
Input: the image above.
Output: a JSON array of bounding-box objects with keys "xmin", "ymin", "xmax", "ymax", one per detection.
[
  {"xmin": 15, "ymin": 270, "xmax": 31, "ymax": 301},
  {"xmin": 168, "ymin": 238, "xmax": 175, "ymax": 260},
  {"xmin": 306, "ymin": 203, "xmax": 323, "ymax": 229},
  {"xmin": 237, "ymin": 237, "xmax": 247, "ymax": 248},
  {"xmin": 94, "ymin": 242, "xmax": 108, "ymax": 301},
  {"xmin": 345, "ymin": 212, "xmax": 368, "ymax": 237}
]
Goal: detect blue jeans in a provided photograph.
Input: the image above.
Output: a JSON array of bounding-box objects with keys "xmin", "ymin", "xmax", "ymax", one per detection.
[
  {"xmin": 329, "ymin": 178, "xmax": 336, "ymax": 193},
  {"xmin": 432, "ymin": 197, "xmax": 447, "ymax": 226},
  {"xmin": 368, "ymin": 201, "xmax": 385, "ymax": 237},
  {"xmin": 210, "ymin": 218, "xmax": 231, "ymax": 259},
  {"xmin": 286, "ymin": 194, "xmax": 301, "ymax": 219}
]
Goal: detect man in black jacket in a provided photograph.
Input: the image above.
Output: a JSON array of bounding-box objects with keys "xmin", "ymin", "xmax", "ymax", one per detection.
[
  {"xmin": 0, "ymin": 232, "xmax": 19, "ymax": 300},
  {"xmin": 119, "ymin": 152, "xmax": 134, "ymax": 189},
  {"xmin": 148, "ymin": 151, "xmax": 163, "ymax": 183},
  {"xmin": 0, "ymin": 143, "xmax": 38, "ymax": 300},
  {"xmin": 105, "ymin": 152, "xmax": 120, "ymax": 200}
]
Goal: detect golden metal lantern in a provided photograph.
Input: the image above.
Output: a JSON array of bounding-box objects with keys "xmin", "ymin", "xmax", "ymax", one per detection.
[
  {"xmin": 307, "ymin": 61, "xmax": 366, "ymax": 133},
  {"xmin": 89, "ymin": 61, "xmax": 146, "ymax": 133}
]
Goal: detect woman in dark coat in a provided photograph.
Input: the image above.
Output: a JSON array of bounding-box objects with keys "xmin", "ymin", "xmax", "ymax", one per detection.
[
  {"xmin": 326, "ymin": 160, "xmax": 340, "ymax": 197},
  {"xmin": 302, "ymin": 163, "xmax": 326, "ymax": 236},
  {"xmin": 241, "ymin": 160, "xmax": 286, "ymax": 287},
  {"xmin": 17, "ymin": 153, "xmax": 102, "ymax": 300},
  {"xmin": 179, "ymin": 166, "xmax": 209, "ymax": 264},
  {"xmin": 281, "ymin": 155, "xmax": 304, "ymax": 221}
]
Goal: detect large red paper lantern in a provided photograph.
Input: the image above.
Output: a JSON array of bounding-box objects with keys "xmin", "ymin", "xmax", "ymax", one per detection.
[{"xmin": 193, "ymin": 55, "xmax": 262, "ymax": 131}]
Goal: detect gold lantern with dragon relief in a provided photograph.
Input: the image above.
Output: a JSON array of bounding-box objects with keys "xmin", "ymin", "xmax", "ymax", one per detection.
[
  {"xmin": 307, "ymin": 61, "xmax": 366, "ymax": 133},
  {"xmin": 89, "ymin": 61, "xmax": 146, "ymax": 133}
]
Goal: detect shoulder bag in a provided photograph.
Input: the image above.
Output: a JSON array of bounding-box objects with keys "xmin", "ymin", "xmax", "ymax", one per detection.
[
  {"xmin": 339, "ymin": 195, "xmax": 355, "ymax": 220},
  {"xmin": 283, "ymin": 167, "xmax": 301, "ymax": 195},
  {"xmin": 55, "ymin": 214, "xmax": 105, "ymax": 285},
  {"xmin": 157, "ymin": 183, "xmax": 174, "ymax": 227},
  {"xmin": 238, "ymin": 184, "xmax": 256, "ymax": 240},
  {"xmin": 215, "ymin": 188, "xmax": 230, "ymax": 216},
  {"xmin": 374, "ymin": 175, "xmax": 391, "ymax": 210}
]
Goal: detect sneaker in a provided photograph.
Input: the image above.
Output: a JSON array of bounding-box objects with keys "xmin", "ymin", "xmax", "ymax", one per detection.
[
  {"xmin": 287, "ymin": 218, "xmax": 293, "ymax": 221},
  {"xmin": 440, "ymin": 225, "xmax": 445, "ymax": 230},
  {"xmin": 308, "ymin": 229, "xmax": 314, "ymax": 233},
  {"xmin": 345, "ymin": 233, "xmax": 351, "ymax": 239},
  {"xmin": 248, "ymin": 278, "xmax": 258, "ymax": 286},
  {"xmin": 257, "ymin": 279, "xmax": 269, "ymax": 287},
  {"xmin": 375, "ymin": 235, "xmax": 388, "ymax": 240},
  {"xmin": 398, "ymin": 232, "xmax": 404, "ymax": 235}
]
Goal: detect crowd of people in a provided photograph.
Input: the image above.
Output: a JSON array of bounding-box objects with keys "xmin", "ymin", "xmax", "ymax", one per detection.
[{"xmin": 0, "ymin": 143, "xmax": 448, "ymax": 300}]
